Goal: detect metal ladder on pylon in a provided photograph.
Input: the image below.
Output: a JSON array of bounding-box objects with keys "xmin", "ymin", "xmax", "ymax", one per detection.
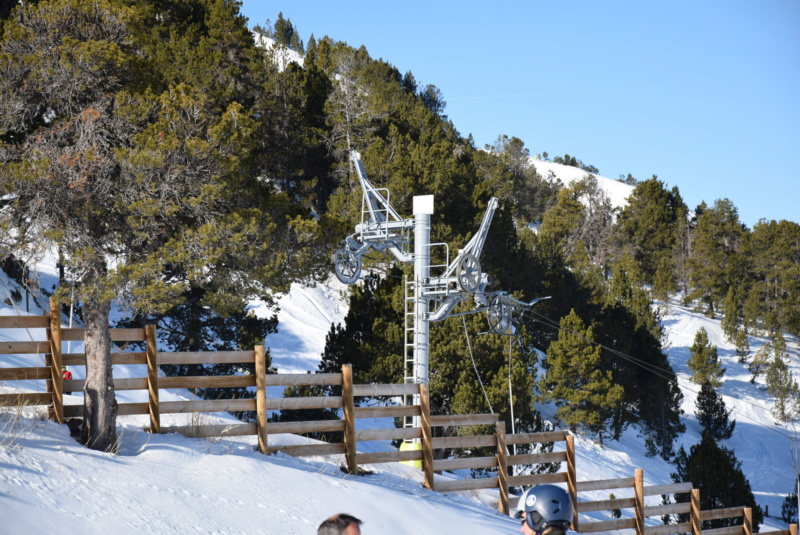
[{"xmin": 403, "ymin": 276, "xmax": 416, "ymax": 428}]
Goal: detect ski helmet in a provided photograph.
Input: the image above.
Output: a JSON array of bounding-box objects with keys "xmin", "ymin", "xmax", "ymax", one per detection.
[{"xmin": 512, "ymin": 484, "xmax": 573, "ymax": 533}]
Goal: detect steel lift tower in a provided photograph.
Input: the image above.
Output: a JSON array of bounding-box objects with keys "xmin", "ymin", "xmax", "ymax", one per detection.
[{"xmin": 333, "ymin": 151, "xmax": 547, "ymax": 431}]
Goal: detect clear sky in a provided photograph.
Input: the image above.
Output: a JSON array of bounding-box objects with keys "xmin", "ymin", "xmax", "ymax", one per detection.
[{"xmin": 239, "ymin": 1, "xmax": 800, "ymax": 228}]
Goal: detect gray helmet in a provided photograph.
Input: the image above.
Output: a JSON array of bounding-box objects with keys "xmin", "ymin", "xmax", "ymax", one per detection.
[{"xmin": 512, "ymin": 485, "xmax": 573, "ymax": 533}]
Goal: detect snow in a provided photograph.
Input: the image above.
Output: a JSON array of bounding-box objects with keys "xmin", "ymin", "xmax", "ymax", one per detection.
[
  {"xmin": 1, "ymin": 265, "xmax": 798, "ymax": 533},
  {"xmin": 529, "ymin": 158, "xmax": 635, "ymax": 211}
]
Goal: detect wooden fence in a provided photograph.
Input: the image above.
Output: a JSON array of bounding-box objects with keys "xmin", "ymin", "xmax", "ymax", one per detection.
[{"xmin": 0, "ymin": 304, "xmax": 797, "ymax": 535}]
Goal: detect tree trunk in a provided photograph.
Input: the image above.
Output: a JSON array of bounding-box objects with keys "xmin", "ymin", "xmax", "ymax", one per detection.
[{"xmin": 81, "ymin": 270, "xmax": 118, "ymax": 451}]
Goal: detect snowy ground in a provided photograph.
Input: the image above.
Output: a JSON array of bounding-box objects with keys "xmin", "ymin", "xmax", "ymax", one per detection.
[{"xmin": 1, "ymin": 267, "xmax": 797, "ymax": 533}]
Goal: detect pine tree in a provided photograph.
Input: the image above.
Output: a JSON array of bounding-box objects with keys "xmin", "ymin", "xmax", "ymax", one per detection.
[
  {"xmin": 687, "ymin": 199, "xmax": 746, "ymax": 317},
  {"xmin": 688, "ymin": 327, "xmax": 725, "ymax": 387},
  {"xmin": 616, "ymin": 177, "xmax": 687, "ymax": 286},
  {"xmin": 672, "ymin": 433, "xmax": 763, "ymax": 531},
  {"xmin": 734, "ymin": 326, "xmax": 750, "ymax": 363},
  {"xmin": 765, "ymin": 354, "xmax": 800, "ymax": 423},
  {"xmin": 0, "ymin": 0, "xmax": 325, "ymax": 450},
  {"xmin": 695, "ymin": 382, "xmax": 735, "ymax": 440},
  {"xmin": 539, "ymin": 310, "xmax": 624, "ymax": 443},
  {"xmin": 782, "ymin": 479, "xmax": 799, "ymax": 524},
  {"xmin": 721, "ymin": 286, "xmax": 742, "ymax": 343},
  {"xmin": 748, "ymin": 341, "xmax": 772, "ymax": 383}
]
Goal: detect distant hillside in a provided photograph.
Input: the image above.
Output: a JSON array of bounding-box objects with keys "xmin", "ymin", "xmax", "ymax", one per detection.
[{"xmin": 529, "ymin": 158, "xmax": 635, "ymax": 211}]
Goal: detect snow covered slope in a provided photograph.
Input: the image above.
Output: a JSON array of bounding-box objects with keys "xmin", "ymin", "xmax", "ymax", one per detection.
[
  {"xmin": 1, "ymin": 269, "xmax": 797, "ymax": 533},
  {"xmin": 530, "ymin": 158, "xmax": 635, "ymax": 210}
]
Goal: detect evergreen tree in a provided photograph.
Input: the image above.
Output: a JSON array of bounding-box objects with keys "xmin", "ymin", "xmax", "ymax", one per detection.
[
  {"xmin": 748, "ymin": 341, "xmax": 771, "ymax": 383},
  {"xmin": 782, "ymin": 479, "xmax": 799, "ymax": 524},
  {"xmin": 688, "ymin": 327, "xmax": 725, "ymax": 387},
  {"xmin": 742, "ymin": 219, "xmax": 800, "ymax": 338},
  {"xmin": 695, "ymin": 382, "xmax": 735, "ymax": 440},
  {"xmin": 539, "ymin": 310, "xmax": 624, "ymax": 443},
  {"xmin": 734, "ymin": 326, "xmax": 750, "ymax": 363},
  {"xmin": 671, "ymin": 433, "xmax": 763, "ymax": 531},
  {"xmin": 0, "ymin": 0, "xmax": 324, "ymax": 450},
  {"xmin": 765, "ymin": 354, "xmax": 800, "ymax": 423},
  {"xmin": 687, "ymin": 199, "xmax": 746, "ymax": 317},
  {"xmin": 616, "ymin": 177, "xmax": 687, "ymax": 286},
  {"xmin": 721, "ymin": 286, "xmax": 743, "ymax": 343}
]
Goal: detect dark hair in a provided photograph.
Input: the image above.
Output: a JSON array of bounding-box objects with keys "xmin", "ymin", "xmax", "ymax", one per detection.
[{"xmin": 317, "ymin": 514, "xmax": 362, "ymax": 535}]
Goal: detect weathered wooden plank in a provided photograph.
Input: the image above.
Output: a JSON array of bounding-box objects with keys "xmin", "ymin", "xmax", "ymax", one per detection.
[
  {"xmin": 160, "ymin": 399, "xmax": 256, "ymax": 413},
  {"xmin": 352, "ymin": 383, "xmax": 418, "ymax": 397},
  {"xmin": 267, "ymin": 443, "xmax": 346, "ymax": 457},
  {"xmin": 644, "ymin": 522, "xmax": 692, "ymax": 535},
  {"xmin": 0, "ymin": 316, "xmax": 50, "ymax": 328},
  {"xmin": 577, "ymin": 518, "xmax": 637, "ymax": 533},
  {"xmin": 701, "ymin": 527, "xmax": 745, "ymax": 535},
  {"xmin": 60, "ymin": 328, "xmax": 146, "ymax": 342},
  {"xmin": 430, "ymin": 413, "xmax": 498, "ymax": 427},
  {"xmin": 157, "ymin": 351, "xmax": 255, "ymax": 365},
  {"xmin": 644, "ymin": 481, "xmax": 694, "ymax": 496},
  {"xmin": 159, "ymin": 376, "xmax": 256, "ymax": 389},
  {"xmin": 576, "ymin": 497, "xmax": 636, "ymax": 513},
  {"xmin": 506, "ymin": 430, "xmax": 569, "ymax": 445},
  {"xmin": 0, "ymin": 392, "xmax": 51, "ymax": 406},
  {"xmin": 353, "ymin": 405, "xmax": 418, "ymax": 419},
  {"xmin": 357, "ymin": 450, "xmax": 423, "ymax": 465},
  {"xmin": 432, "ymin": 456, "xmax": 497, "ymax": 471},
  {"xmin": 267, "ymin": 396, "xmax": 341, "ymax": 411},
  {"xmin": 0, "ymin": 367, "xmax": 51, "ymax": 381},
  {"xmin": 644, "ymin": 502, "xmax": 691, "ymax": 517},
  {"xmin": 117, "ymin": 403, "xmax": 149, "ymax": 416},
  {"xmin": 576, "ymin": 477, "xmax": 635, "ymax": 492},
  {"xmin": 159, "ymin": 423, "xmax": 257, "ymax": 437},
  {"xmin": 266, "ymin": 420, "xmax": 345, "ymax": 435},
  {"xmin": 263, "ymin": 373, "xmax": 342, "ymax": 387},
  {"xmin": 356, "ymin": 427, "xmax": 420, "ymax": 442},
  {"xmin": 434, "ymin": 477, "xmax": 499, "ymax": 493},
  {"xmin": 508, "ymin": 451, "xmax": 567, "ymax": 466},
  {"xmin": 0, "ymin": 341, "xmax": 50, "ymax": 354},
  {"xmin": 62, "ymin": 378, "xmax": 148, "ymax": 392},
  {"xmin": 701, "ymin": 507, "xmax": 744, "ymax": 521},
  {"xmin": 431, "ymin": 435, "xmax": 496, "ymax": 450},
  {"xmin": 507, "ymin": 472, "xmax": 568, "ymax": 487}
]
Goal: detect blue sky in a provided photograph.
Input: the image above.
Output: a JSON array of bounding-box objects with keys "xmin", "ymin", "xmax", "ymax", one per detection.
[{"xmin": 240, "ymin": 1, "xmax": 799, "ymax": 228}]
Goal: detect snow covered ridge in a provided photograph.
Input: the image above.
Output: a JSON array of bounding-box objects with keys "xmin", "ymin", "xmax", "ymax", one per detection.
[
  {"xmin": 253, "ymin": 34, "xmax": 304, "ymax": 71},
  {"xmin": 529, "ymin": 158, "xmax": 635, "ymax": 211}
]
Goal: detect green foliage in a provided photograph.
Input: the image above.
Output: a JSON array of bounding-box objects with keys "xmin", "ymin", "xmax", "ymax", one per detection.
[
  {"xmin": 695, "ymin": 382, "xmax": 735, "ymax": 440},
  {"xmin": 742, "ymin": 220, "xmax": 800, "ymax": 338},
  {"xmin": 616, "ymin": 177, "xmax": 687, "ymax": 286},
  {"xmin": 688, "ymin": 199, "xmax": 746, "ymax": 317},
  {"xmin": 688, "ymin": 327, "xmax": 725, "ymax": 387},
  {"xmin": 539, "ymin": 310, "xmax": 624, "ymax": 443},
  {"xmin": 765, "ymin": 353, "xmax": 800, "ymax": 423},
  {"xmin": 782, "ymin": 480, "xmax": 798, "ymax": 524},
  {"xmin": 672, "ymin": 434, "xmax": 763, "ymax": 531}
]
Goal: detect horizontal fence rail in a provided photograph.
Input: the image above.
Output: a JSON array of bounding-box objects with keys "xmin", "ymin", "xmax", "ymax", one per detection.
[{"xmin": 1, "ymin": 302, "xmax": 798, "ymax": 535}]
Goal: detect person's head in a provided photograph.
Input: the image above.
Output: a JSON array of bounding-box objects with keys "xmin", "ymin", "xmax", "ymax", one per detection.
[
  {"xmin": 512, "ymin": 485, "xmax": 573, "ymax": 535},
  {"xmin": 317, "ymin": 513, "xmax": 362, "ymax": 535}
]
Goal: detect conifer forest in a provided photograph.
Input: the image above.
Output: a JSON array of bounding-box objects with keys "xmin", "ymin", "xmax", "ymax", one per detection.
[{"xmin": 1, "ymin": 2, "xmax": 798, "ymax": 528}]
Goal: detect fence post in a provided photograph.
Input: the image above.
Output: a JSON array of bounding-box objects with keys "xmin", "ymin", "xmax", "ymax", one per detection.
[
  {"xmin": 419, "ymin": 383, "xmax": 434, "ymax": 490},
  {"xmin": 690, "ymin": 489, "xmax": 701, "ymax": 535},
  {"xmin": 634, "ymin": 468, "xmax": 644, "ymax": 535},
  {"xmin": 145, "ymin": 325, "xmax": 160, "ymax": 434},
  {"xmin": 743, "ymin": 507, "xmax": 752, "ymax": 535},
  {"xmin": 255, "ymin": 345, "xmax": 268, "ymax": 454},
  {"xmin": 342, "ymin": 364, "xmax": 358, "ymax": 474},
  {"xmin": 566, "ymin": 434, "xmax": 578, "ymax": 531},
  {"xmin": 48, "ymin": 297, "xmax": 64, "ymax": 424},
  {"xmin": 496, "ymin": 420, "xmax": 509, "ymax": 515}
]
